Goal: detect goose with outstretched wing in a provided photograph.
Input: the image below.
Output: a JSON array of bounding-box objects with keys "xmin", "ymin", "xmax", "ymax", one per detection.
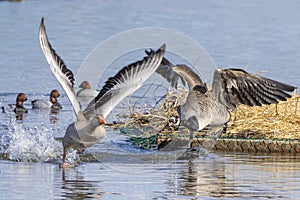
[
  {"xmin": 153, "ymin": 54, "xmax": 296, "ymax": 137},
  {"xmin": 39, "ymin": 18, "xmax": 165, "ymax": 167}
]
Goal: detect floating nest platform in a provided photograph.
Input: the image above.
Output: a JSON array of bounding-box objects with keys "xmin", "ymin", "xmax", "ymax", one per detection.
[
  {"xmin": 118, "ymin": 90, "xmax": 300, "ymax": 153},
  {"xmin": 192, "ymin": 137, "xmax": 300, "ymax": 153}
]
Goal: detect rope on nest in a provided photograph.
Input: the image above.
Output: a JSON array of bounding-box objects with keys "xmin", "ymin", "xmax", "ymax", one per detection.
[{"xmin": 192, "ymin": 137, "xmax": 300, "ymax": 153}]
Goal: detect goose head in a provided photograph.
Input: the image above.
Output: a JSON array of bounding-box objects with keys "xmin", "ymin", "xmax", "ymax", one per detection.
[{"xmin": 90, "ymin": 114, "xmax": 106, "ymax": 126}]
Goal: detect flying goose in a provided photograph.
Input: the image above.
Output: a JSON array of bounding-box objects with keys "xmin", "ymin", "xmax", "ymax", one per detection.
[
  {"xmin": 31, "ymin": 89, "xmax": 62, "ymax": 111},
  {"xmin": 151, "ymin": 54, "xmax": 296, "ymax": 136},
  {"xmin": 39, "ymin": 18, "xmax": 165, "ymax": 167}
]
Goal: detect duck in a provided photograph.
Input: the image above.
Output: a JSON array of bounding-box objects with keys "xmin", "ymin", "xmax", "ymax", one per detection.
[
  {"xmin": 7, "ymin": 93, "xmax": 28, "ymax": 120},
  {"xmin": 2, "ymin": 93, "xmax": 27, "ymax": 113},
  {"xmin": 39, "ymin": 17, "xmax": 165, "ymax": 167},
  {"xmin": 76, "ymin": 81, "xmax": 99, "ymax": 98},
  {"xmin": 152, "ymin": 54, "xmax": 296, "ymax": 139},
  {"xmin": 31, "ymin": 89, "xmax": 62, "ymax": 111},
  {"xmin": 12, "ymin": 93, "xmax": 28, "ymax": 114},
  {"xmin": 5, "ymin": 93, "xmax": 28, "ymax": 112}
]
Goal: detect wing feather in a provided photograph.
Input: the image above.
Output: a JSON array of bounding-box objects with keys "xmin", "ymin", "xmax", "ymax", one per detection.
[
  {"xmin": 39, "ymin": 17, "xmax": 81, "ymax": 116},
  {"xmin": 212, "ymin": 68, "xmax": 296, "ymax": 110},
  {"xmin": 83, "ymin": 44, "xmax": 166, "ymax": 119},
  {"xmin": 151, "ymin": 54, "xmax": 207, "ymax": 93},
  {"xmin": 145, "ymin": 50, "xmax": 186, "ymax": 89}
]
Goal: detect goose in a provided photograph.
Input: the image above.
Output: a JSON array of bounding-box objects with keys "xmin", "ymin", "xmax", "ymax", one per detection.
[
  {"xmin": 39, "ymin": 18, "xmax": 165, "ymax": 167},
  {"xmin": 76, "ymin": 81, "xmax": 99, "ymax": 98},
  {"xmin": 152, "ymin": 54, "xmax": 296, "ymax": 139},
  {"xmin": 31, "ymin": 89, "xmax": 62, "ymax": 111}
]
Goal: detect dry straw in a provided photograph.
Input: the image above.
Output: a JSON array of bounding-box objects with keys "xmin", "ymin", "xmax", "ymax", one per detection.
[{"xmin": 226, "ymin": 94, "xmax": 300, "ymax": 140}]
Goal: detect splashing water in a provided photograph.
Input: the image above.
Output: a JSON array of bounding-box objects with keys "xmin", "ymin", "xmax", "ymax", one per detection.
[{"xmin": 3, "ymin": 118, "xmax": 62, "ymax": 162}]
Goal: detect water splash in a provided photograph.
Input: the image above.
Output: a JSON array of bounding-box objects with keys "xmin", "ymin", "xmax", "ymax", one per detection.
[
  {"xmin": 64, "ymin": 149, "xmax": 82, "ymax": 167},
  {"xmin": 4, "ymin": 118, "xmax": 62, "ymax": 162}
]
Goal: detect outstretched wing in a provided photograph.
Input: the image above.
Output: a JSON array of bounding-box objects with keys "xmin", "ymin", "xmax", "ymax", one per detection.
[
  {"xmin": 145, "ymin": 50, "xmax": 185, "ymax": 89},
  {"xmin": 39, "ymin": 17, "xmax": 81, "ymax": 117},
  {"xmin": 149, "ymin": 52, "xmax": 207, "ymax": 93},
  {"xmin": 212, "ymin": 68, "xmax": 296, "ymax": 110},
  {"xmin": 83, "ymin": 44, "xmax": 166, "ymax": 119}
]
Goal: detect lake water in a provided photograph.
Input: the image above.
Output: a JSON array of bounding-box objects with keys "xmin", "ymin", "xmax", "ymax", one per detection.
[{"xmin": 1, "ymin": 0, "xmax": 300, "ymax": 199}]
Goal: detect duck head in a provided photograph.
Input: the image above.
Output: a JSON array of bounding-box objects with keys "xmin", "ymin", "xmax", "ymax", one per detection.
[
  {"xmin": 50, "ymin": 89, "xmax": 60, "ymax": 104},
  {"xmin": 79, "ymin": 81, "xmax": 91, "ymax": 89},
  {"xmin": 16, "ymin": 93, "xmax": 28, "ymax": 107}
]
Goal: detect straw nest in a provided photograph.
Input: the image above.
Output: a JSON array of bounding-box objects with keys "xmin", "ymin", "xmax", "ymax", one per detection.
[
  {"xmin": 119, "ymin": 89, "xmax": 300, "ymax": 140},
  {"xmin": 226, "ymin": 94, "xmax": 300, "ymax": 139},
  {"xmin": 118, "ymin": 89, "xmax": 187, "ymax": 149},
  {"xmin": 120, "ymin": 89, "xmax": 188, "ymax": 133}
]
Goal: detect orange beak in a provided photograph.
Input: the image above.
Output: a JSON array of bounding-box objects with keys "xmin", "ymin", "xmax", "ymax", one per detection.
[{"xmin": 99, "ymin": 116, "xmax": 105, "ymax": 125}]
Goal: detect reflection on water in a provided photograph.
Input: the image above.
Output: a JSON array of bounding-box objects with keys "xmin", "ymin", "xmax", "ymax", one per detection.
[
  {"xmin": 61, "ymin": 169, "xmax": 104, "ymax": 199},
  {"xmin": 178, "ymin": 158, "xmax": 232, "ymax": 198},
  {"xmin": 171, "ymin": 153, "xmax": 300, "ymax": 199},
  {"xmin": 1, "ymin": 152, "xmax": 300, "ymax": 199}
]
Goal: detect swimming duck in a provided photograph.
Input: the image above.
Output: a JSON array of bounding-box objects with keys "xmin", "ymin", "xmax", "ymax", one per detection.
[
  {"xmin": 13, "ymin": 93, "xmax": 28, "ymax": 114},
  {"xmin": 39, "ymin": 17, "xmax": 165, "ymax": 167},
  {"xmin": 8, "ymin": 93, "xmax": 28, "ymax": 120},
  {"xmin": 31, "ymin": 89, "xmax": 62, "ymax": 111},
  {"xmin": 2, "ymin": 93, "xmax": 27, "ymax": 115},
  {"xmin": 76, "ymin": 81, "xmax": 99, "ymax": 98},
  {"xmin": 154, "ymin": 55, "xmax": 296, "ymax": 137}
]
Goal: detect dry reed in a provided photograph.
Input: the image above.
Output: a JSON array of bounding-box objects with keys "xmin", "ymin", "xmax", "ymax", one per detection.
[{"xmin": 227, "ymin": 95, "xmax": 300, "ymax": 139}]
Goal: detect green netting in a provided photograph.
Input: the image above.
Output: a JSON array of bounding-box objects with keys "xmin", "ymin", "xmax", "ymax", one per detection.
[{"xmin": 120, "ymin": 127, "xmax": 300, "ymax": 153}]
